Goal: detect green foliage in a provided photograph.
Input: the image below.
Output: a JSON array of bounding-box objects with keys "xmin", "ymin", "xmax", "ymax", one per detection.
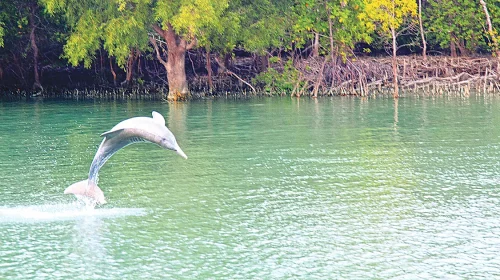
[
  {"xmin": 480, "ymin": 0, "xmax": 500, "ymax": 54},
  {"xmin": 0, "ymin": 1, "xmax": 58, "ymax": 57},
  {"xmin": 155, "ymin": 0, "xmax": 229, "ymax": 41},
  {"xmin": 183, "ymin": 0, "xmax": 239, "ymax": 54},
  {"xmin": 363, "ymin": 0, "xmax": 416, "ymax": 59},
  {"xmin": 0, "ymin": 22, "xmax": 4, "ymax": 47},
  {"xmin": 269, "ymin": 56, "xmax": 280, "ymax": 63},
  {"xmin": 62, "ymin": 10, "xmax": 102, "ymax": 68},
  {"xmin": 103, "ymin": 1, "xmax": 150, "ymax": 66},
  {"xmin": 42, "ymin": 0, "xmax": 66, "ymax": 15},
  {"xmin": 424, "ymin": 0, "xmax": 484, "ymax": 52},
  {"xmin": 490, "ymin": 0, "xmax": 500, "ymax": 29},
  {"xmin": 327, "ymin": 0, "xmax": 373, "ymax": 45},
  {"xmin": 0, "ymin": 1, "xmax": 19, "ymax": 49},
  {"xmin": 253, "ymin": 59, "xmax": 300, "ymax": 94},
  {"xmin": 1, "ymin": 0, "xmax": 499, "ymax": 92},
  {"xmin": 231, "ymin": 0, "xmax": 292, "ymax": 53},
  {"xmin": 42, "ymin": 0, "xmax": 231, "ymax": 68},
  {"xmin": 291, "ymin": 0, "xmax": 374, "ymax": 56},
  {"xmin": 364, "ymin": 0, "xmax": 417, "ymax": 32},
  {"xmin": 41, "ymin": 0, "xmax": 151, "ymax": 68},
  {"xmin": 205, "ymin": 10, "xmax": 240, "ymax": 53}
]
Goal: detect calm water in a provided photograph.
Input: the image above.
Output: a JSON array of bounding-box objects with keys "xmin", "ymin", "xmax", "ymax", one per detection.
[{"xmin": 1, "ymin": 96, "xmax": 500, "ymax": 279}]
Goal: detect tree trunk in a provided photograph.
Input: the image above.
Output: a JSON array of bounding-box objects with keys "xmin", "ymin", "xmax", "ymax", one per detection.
[
  {"xmin": 166, "ymin": 48, "xmax": 188, "ymax": 100},
  {"xmin": 312, "ymin": 32, "xmax": 320, "ymax": 57},
  {"xmin": 123, "ymin": 49, "xmax": 138, "ymax": 86},
  {"xmin": 206, "ymin": 46, "xmax": 213, "ymax": 93},
  {"xmin": 327, "ymin": 6, "xmax": 336, "ymax": 62},
  {"xmin": 391, "ymin": 27, "xmax": 399, "ymax": 98},
  {"xmin": 28, "ymin": 4, "xmax": 42, "ymax": 91},
  {"xmin": 109, "ymin": 57, "xmax": 117, "ymax": 86},
  {"xmin": 418, "ymin": 0, "xmax": 427, "ymax": 60},
  {"xmin": 224, "ymin": 53, "xmax": 232, "ymax": 69},
  {"xmin": 312, "ymin": 56, "xmax": 327, "ymax": 97},
  {"xmin": 152, "ymin": 23, "xmax": 194, "ymax": 101},
  {"xmin": 99, "ymin": 49, "xmax": 104, "ymax": 73},
  {"xmin": 479, "ymin": 0, "xmax": 500, "ymax": 71},
  {"xmin": 457, "ymin": 38, "xmax": 468, "ymax": 56},
  {"xmin": 12, "ymin": 54, "xmax": 27, "ymax": 87},
  {"xmin": 450, "ymin": 35, "xmax": 457, "ymax": 57},
  {"xmin": 255, "ymin": 54, "xmax": 269, "ymax": 73},
  {"xmin": 124, "ymin": 54, "xmax": 133, "ymax": 86}
]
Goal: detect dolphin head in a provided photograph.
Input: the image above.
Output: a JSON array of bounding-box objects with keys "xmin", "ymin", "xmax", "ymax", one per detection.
[
  {"xmin": 152, "ymin": 111, "xmax": 188, "ymax": 159},
  {"xmin": 159, "ymin": 130, "xmax": 188, "ymax": 159}
]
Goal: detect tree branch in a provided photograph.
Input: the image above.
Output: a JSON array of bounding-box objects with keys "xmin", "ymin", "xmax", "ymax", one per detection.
[
  {"xmin": 186, "ymin": 37, "xmax": 197, "ymax": 50},
  {"xmin": 479, "ymin": 0, "xmax": 500, "ymax": 60},
  {"xmin": 149, "ymin": 36, "xmax": 168, "ymax": 68},
  {"xmin": 152, "ymin": 23, "xmax": 165, "ymax": 38},
  {"xmin": 214, "ymin": 57, "xmax": 256, "ymax": 93}
]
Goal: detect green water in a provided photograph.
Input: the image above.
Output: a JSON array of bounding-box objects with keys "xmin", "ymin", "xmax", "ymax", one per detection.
[{"xmin": 1, "ymin": 96, "xmax": 500, "ymax": 279}]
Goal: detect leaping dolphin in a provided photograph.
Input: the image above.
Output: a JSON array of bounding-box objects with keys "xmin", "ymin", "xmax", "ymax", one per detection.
[{"xmin": 64, "ymin": 111, "xmax": 187, "ymax": 205}]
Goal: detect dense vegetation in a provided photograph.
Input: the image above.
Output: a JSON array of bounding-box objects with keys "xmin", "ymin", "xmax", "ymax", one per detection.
[{"xmin": 0, "ymin": 0, "xmax": 499, "ymax": 99}]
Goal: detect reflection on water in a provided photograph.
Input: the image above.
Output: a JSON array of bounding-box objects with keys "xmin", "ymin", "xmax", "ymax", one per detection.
[
  {"xmin": 68, "ymin": 216, "xmax": 109, "ymax": 278},
  {"xmin": 1, "ymin": 96, "xmax": 500, "ymax": 278}
]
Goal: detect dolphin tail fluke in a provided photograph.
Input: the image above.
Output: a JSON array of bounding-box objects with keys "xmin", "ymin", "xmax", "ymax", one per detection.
[{"xmin": 64, "ymin": 179, "xmax": 107, "ymax": 205}]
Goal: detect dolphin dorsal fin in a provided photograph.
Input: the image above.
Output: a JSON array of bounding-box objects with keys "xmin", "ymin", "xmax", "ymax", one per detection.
[{"xmin": 152, "ymin": 111, "xmax": 165, "ymax": 126}]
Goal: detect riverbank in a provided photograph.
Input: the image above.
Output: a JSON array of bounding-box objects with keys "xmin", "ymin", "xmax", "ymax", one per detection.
[{"xmin": 1, "ymin": 56, "xmax": 499, "ymax": 101}]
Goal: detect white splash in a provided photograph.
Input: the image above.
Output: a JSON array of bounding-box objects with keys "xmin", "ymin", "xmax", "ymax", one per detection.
[{"xmin": 0, "ymin": 203, "xmax": 146, "ymax": 223}]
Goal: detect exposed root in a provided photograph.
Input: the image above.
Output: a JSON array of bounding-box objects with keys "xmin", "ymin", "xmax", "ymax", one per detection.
[{"xmin": 293, "ymin": 56, "xmax": 500, "ymax": 96}]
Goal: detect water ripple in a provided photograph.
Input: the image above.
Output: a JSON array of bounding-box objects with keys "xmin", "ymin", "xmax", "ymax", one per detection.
[{"xmin": 2, "ymin": 98, "xmax": 500, "ymax": 278}]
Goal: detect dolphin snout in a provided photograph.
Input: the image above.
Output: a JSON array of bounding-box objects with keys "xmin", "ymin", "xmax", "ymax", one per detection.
[{"xmin": 176, "ymin": 145, "xmax": 188, "ymax": 159}]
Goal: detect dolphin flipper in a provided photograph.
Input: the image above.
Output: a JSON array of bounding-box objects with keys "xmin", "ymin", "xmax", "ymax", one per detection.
[{"xmin": 100, "ymin": 129, "xmax": 124, "ymax": 138}]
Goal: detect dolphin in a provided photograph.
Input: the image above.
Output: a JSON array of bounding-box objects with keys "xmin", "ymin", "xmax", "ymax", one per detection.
[{"xmin": 64, "ymin": 111, "xmax": 187, "ymax": 205}]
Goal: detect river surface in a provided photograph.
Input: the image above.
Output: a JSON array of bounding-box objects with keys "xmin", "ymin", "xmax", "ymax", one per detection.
[{"xmin": 1, "ymin": 96, "xmax": 500, "ymax": 279}]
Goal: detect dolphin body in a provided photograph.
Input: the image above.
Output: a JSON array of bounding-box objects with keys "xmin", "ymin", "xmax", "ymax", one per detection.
[{"xmin": 64, "ymin": 111, "xmax": 187, "ymax": 205}]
